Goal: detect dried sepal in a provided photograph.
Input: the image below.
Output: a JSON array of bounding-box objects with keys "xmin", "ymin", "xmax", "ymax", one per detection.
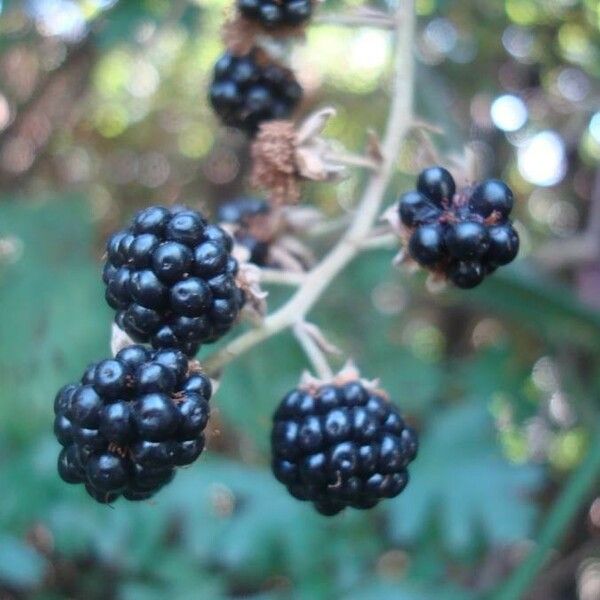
[
  {"xmin": 236, "ymin": 261, "xmax": 268, "ymax": 321},
  {"xmin": 298, "ymin": 360, "xmax": 388, "ymax": 399},
  {"xmin": 425, "ymin": 272, "xmax": 448, "ymax": 294},
  {"xmin": 110, "ymin": 323, "xmax": 135, "ymax": 357}
]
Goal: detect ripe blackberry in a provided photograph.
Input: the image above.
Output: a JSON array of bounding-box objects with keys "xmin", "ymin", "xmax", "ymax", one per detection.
[
  {"xmin": 218, "ymin": 197, "xmax": 271, "ymax": 266},
  {"xmin": 209, "ymin": 50, "xmax": 302, "ymax": 135},
  {"xmin": 53, "ymin": 346, "xmax": 212, "ymax": 504},
  {"xmin": 103, "ymin": 206, "xmax": 245, "ymax": 356},
  {"xmin": 397, "ymin": 167, "xmax": 520, "ymax": 289},
  {"xmin": 238, "ymin": 0, "xmax": 313, "ymax": 28},
  {"xmin": 271, "ymin": 379, "xmax": 418, "ymax": 515}
]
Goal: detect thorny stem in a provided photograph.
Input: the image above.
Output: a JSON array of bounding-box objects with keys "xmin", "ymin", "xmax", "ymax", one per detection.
[
  {"xmin": 293, "ymin": 322, "xmax": 334, "ymax": 380},
  {"xmin": 204, "ymin": 0, "xmax": 415, "ymax": 377}
]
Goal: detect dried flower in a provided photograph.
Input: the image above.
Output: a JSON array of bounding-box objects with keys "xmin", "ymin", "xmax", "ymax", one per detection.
[{"xmin": 251, "ymin": 107, "xmax": 358, "ymax": 205}]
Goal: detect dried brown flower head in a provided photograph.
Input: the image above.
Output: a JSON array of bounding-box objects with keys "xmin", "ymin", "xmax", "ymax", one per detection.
[{"xmin": 250, "ymin": 107, "xmax": 350, "ymax": 205}]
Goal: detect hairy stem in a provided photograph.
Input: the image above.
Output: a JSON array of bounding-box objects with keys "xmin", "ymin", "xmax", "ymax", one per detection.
[
  {"xmin": 204, "ymin": 1, "xmax": 415, "ymax": 376},
  {"xmin": 493, "ymin": 427, "xmax": 600, "ymax": 600}
]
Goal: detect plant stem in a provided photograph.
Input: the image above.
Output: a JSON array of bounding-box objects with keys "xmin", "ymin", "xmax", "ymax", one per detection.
[
  {"xmin": 293, "ymin": 322, "xmax": 334, "ymax": 380},
  {"xmin": 494, "ymin": 427, "xmax": 600, "ymax": 600},
  {"xmin": 203, "ymin": 0, "xmax": 415, "ymax": 376}
]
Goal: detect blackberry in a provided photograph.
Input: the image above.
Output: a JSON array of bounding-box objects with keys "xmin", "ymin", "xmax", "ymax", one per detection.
[
  {"xmin": 271, "ymin": 381, "xmax": 418, "ymax": 515},
  {"xmin": 217, "ymin": 197, "xmax": 271, "ymax": 267},
  {"xmin": 397, "ymin": 167, "xmax": 520, "ymax": 289},
  {"xmin": 103, "ymin": 206, "xmax": 245, "ymax": 356},
  {"xmin": 209, "ymin": 50, "xmax": 302, "ymax": 135},
  {"xmin": 53, "ymin": 346, "xmax": 212, "ymax": 504},
  {"xmin": 238, "ymin": 0, "xmax": 313, "ymax": 28}
]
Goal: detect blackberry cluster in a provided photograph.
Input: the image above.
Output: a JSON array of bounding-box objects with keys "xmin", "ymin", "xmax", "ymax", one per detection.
[
  {"xmin": 104, "ymin": 206, "xmax": 245, "ymax": 357},
  {"xmin": 218, "ymin": 197, "xmax": 271, "ymax": 267},
  {"xmin": 399, "ymin": 167, "xmax": 520, "ymax": 289},
  {"xmin": 271, "ymin": 381, "xmax": 418, "ymax": 516},
  {"xmin": 209, "ymin": 50, "xmax": 302, "ymax": 135},
  {"xmin": 238, "ymin": 0, "xmax": 313, "ymax": 28},
  {"xmin": 54, "ymin": 346, "xmax": 212, "ymax": 503}
]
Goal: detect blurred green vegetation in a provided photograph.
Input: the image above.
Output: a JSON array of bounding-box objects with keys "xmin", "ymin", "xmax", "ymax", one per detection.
[{"xmin": 0, "ymin": 1, "xmax": 599, "ymax": 599}]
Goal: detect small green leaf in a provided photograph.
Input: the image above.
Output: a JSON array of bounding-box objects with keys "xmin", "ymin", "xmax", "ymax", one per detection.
[{"xmin": 389, "ymin": 400, "xmax": 543, "ymax": 551}]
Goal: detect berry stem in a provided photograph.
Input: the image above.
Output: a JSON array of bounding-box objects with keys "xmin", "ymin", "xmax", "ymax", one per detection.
[
  {"xmin": 204, "ymin": 0, "xmax": 415, "ymax": 377},
  {"xmin": 493, "ymin": 425, "xmax": 600, "ymax": 600},
  {"xmin": 293, "ymin": 321, "xmax": 334, "ymax": 380}
]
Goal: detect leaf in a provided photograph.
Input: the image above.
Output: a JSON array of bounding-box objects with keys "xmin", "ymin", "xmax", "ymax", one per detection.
[
  {"xmin": 0, "ymin": 535, "xmax": 46, "ymax": 589},
  {"xmin": 345, "ymin": 579, "xmax": 474, "ymax": 600},
  {"xmin": 449, "ymin": 264, "xmax": 600, "ymax": 351},
  {"xmin": 0, "ymin": 197, "xmax": 109, "ymax": 442},
  {"xmin": 389, "ymin": 400, "xmax": 543, "ymax": 552}
]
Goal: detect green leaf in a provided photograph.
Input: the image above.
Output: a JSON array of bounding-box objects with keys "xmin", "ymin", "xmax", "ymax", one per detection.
[
  {"xmin": 0, "ymin": 197, "xmax": 109, "ymax": 443},
  {"xmin": 450, "ymin": 264, "xmax": 600, "ymax": 350},
  {"xmin": 389, "ymin": 400, "xmax": 543, "ymax": 552},
  {"xmin": 346, "ymin": 579, "xmax": 473, "ymax": 600},
  {"xmin": 0, "ymin": 535, "xmax": 46, "ymax": 589}
]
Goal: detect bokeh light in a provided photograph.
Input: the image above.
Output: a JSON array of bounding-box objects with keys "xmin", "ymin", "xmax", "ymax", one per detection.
[
  {"xmin": 517, "ymin": 131, "xmax": 567, "ymax": 187},
  {"xmin": 490, "ymin": 94, "xmax": 528, "ymax": 132}
]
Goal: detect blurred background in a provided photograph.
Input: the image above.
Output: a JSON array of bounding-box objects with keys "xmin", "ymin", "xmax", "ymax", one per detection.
[{"xmin": 0, "ymin": 0, "xmax": 599, "ymax": 599}]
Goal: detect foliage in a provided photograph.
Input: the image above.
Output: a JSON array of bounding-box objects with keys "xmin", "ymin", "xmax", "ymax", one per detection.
[{"xmin": 0, "ymin": 1, "xmax": 599, "ymax": 599}]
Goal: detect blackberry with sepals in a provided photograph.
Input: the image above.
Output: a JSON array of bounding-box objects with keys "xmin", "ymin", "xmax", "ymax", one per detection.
[
  {"xmin": 218, "ymin": 197, "xmax": 271, "ymax": 266},
  {"xmin": 238, "ymin": 0, "xmax": 313, "ymax": 28},
  {"xmin": 103, "ymin": 205, "xmax": 245, "ymax": 356},
  {"xmin": 209, "ymin": 50, "xmax": 302, "ymax": 135},
  {"xmin": 271, "ymin": 379, "xmax": 418, "ymax": 515},
  {"xmin": 53, "ymin": 346, "xmax": 212, "ymax": 504},
  {"xmin": 397, "ymin": 167, "xmax": 520, "ymax": 289}
]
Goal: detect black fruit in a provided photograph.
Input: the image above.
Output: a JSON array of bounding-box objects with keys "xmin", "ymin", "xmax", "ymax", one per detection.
[
  {"xmin": 53, "ymin": 346, "xmax": 213, "ymax": 504},
  {"xmin": 238, "ymin": 0, "xmax": 313, "ymax": 28},
  {"xmin": 104, "ymin": 205, "xmax": 245, "ymax": 356},
  {"xmin": 271, "ymin": 380, "xmax": 418, "ymax": 515},
  {"xmin": 399, "ymin": 167, "xmax": 520, "ymax": 289},
  {"xmin": 209, "ymin": 51, "xmax": 302, "ymax": 134}
]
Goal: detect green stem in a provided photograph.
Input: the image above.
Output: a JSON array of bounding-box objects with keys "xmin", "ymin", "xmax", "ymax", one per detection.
[{"xmin": 494, "ymin": 425, "xmax": 600, "ymax": 600}]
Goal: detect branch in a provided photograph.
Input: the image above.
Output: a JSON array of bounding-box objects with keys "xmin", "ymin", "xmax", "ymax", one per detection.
[
  {"xmin": 204, "ymin": 1, "xmax": 415, "ymax": 376},
  {"xmin": 315, "ymin": 12, "xmax": 396, "ymax": 29},
  {"xmin": 260, "ymin": 268, "xmax": 307, "ymax": 286},
  {"xmin": 293, "ymin": 322, "xmax": 334, "ymax": 380}
]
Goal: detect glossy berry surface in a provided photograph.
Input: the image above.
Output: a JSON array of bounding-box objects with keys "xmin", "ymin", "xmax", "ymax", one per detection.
[
  {"xmin": 53, "ymin": 346, "xmax": 212, "ymax": 504},
  {"xmin": 103, "ymin": 205, "xmax": 245, "ymax": 356},
  {"xmin": 218, "ymin": 197, "xmax": 271, "ymax": 267},
  {"xmin": 271, "ymin": 381, "xmax": 418, "ymax": 516},
  {"xmin": 209, "ymin": 51, "xmax": 302, "ymax": 135},
  {"xmin": 238, "ymin": 0, "xmax": 313, "ymax": 28},
  {"xmin": 398, "ymin": 167, "xmax": 520, "ymax": 289}
]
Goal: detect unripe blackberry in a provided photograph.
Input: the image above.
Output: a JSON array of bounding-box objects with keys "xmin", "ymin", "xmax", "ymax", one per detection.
[
  {"xmin": 238, "ymin": 0, "xmax": 313, "ymax": 28},
  {"xmin": 209, "ymin": 51, "xmax": 302, "ymax": 135},
  {"xmin": 103, "ymin": 206, "xmax": 245, "ymax": 356},
  {"xmin": 53, "ymin": 346, "xmax": 212, "ymax": 504},
  {"xmin": 271, "ymin": 378, "xmax": 418, "ymax": 515},
  {"xmin": 396, "ymin": 167, "xmax": 520, "ymax": 289}
]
